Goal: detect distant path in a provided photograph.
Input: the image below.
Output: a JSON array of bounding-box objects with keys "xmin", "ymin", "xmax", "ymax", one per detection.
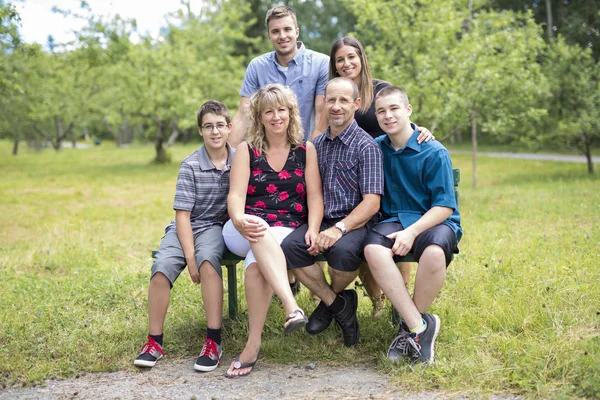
[
  {"xmin": 450, "ymin": 150, "xmax": 600, "ymax": 164},
  {"xmin": 0, "ymin": 358, "xmax": 519, "ymax": 400}
]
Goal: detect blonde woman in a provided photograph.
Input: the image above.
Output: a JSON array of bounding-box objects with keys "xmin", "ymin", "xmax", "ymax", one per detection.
[{"xmin": 223, "ymin": 84, "xmax": 323, "ymax": 378}]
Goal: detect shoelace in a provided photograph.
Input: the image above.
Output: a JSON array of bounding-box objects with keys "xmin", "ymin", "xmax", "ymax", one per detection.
[
  {"xmin": 405, "ymin": 335, "xmax": 422, "ymax": 358},
  {"xmin": 388, "ymin": 330, "xmax": 413, "ymax": 356},
  {"xmin": 141, "ymin": 338, "xmax": 161, "ymax": 354},
  {"xmin": 200, "ymin": 340, "xmax": 218, "ymax": 358}
]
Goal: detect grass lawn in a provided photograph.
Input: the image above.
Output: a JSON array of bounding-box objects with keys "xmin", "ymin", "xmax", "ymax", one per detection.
[{"xmin": 0, "ymin": 141, "xmax": 598, "ymax": 398}]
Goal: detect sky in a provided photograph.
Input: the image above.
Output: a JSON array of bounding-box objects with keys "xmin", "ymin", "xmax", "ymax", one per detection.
[{"xmin": 15, "ymin": 0, "xmax": 203, "ymax": 46}]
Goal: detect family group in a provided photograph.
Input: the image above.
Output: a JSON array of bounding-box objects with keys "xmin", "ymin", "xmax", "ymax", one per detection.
[{"xmin": 133, "ymin": 5, "xmax": 462, "ymax": 378}]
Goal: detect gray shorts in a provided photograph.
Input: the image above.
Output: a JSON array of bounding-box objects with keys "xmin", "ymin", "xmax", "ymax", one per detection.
[{"xmin": 151, "ymin": 225, "xmax": 225, "ymax": 286}]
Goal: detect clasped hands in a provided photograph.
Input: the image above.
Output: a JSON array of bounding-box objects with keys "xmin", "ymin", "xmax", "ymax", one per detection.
[{"xmin": 307, "ymin": 226, "xmax": 343, "ymax": 255}]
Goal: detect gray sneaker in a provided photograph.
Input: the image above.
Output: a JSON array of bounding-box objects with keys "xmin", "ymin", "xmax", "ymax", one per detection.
[
  {"xmin": 409, "ymin": 314, "xmax": 441, "ymax": 364},
  {"xmin": 387, "ymin": 321, "xmax": 412, "ymax": 361}
]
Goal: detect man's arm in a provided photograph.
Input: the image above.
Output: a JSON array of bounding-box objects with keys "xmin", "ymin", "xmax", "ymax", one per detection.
[
  {"xmin": 175, "ymin": 210, "xmax": 200, "ymax": 284},
  {"xmin": 310, "ymin": 95, "xmax": 327, "ymax": 140},
  {"xmin": 316, "ymin": 193, "xmax": 380, "ymax": 252},
  {"xmin": 228, "ymin": 97, "xmax": 251, "ymax": 148}
]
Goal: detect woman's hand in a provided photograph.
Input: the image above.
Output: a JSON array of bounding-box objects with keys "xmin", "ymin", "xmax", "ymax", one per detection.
[
  {"xmin": 233, "ymin": 214, "xmax": 267, "ymax": 243},
  {"xmin": 416, "ymin": 126, "xmax": 435, "ymax": 144},
  {"xmin": 305, "ymin": 228, "xmax": 319, "ymax": 256}
]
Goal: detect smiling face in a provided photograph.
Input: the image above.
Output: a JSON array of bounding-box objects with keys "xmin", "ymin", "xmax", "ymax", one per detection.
[
  {"xmin": 334, "ymin": 45, "xmax": 362, "ymax": 84},
  {"xmin": 261, "ymin": 103, "xmax": 290, "ymax": 138},
  {"xmin": 267, "ymin": 16, "xmax": 299, "ymax": 59},
  {"xmin": 375, "ymin": 93, "xmax": 413, "ymax": 137},
  {"xmin": 199, "ymin": 113, "xmax": 230, "ymax": 151},
  {"xmin": 325, "ymin": 79, "xmax": 361, "ymax": 132}
]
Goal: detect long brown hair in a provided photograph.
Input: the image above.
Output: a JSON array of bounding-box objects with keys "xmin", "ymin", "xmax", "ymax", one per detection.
[{"xmin": 329, "ymin": 36, "xmax": 373, "ymax": 113}]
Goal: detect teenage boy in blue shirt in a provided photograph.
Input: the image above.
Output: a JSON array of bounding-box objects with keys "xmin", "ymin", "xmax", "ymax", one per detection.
[
  {"xmin": 134, "ymin": 100, "xmax": 235, "ymax": 372},
  {"xmin": 363, "ymin": 86, "xmax": 462, "ymax": 364}
]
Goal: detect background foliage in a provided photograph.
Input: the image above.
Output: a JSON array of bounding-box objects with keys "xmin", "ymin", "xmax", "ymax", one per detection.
[{"xmin": 1, "ymin": 0, "xmax": 599, "ymax": 170}]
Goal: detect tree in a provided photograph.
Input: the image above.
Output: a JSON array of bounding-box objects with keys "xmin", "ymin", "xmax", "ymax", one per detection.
[
  {"xmin": 543, "ymin": 37, "xmax": 600, "ymax": 173},
  {"xmin": 345, "ymin": 0, "xmax": 548, "ymax": 187}
]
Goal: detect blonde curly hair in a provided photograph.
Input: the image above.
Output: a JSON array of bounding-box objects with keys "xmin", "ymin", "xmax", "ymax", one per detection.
[{"xmin": 247, "ymin": 83, "xmax": 304, "ymax": 155}]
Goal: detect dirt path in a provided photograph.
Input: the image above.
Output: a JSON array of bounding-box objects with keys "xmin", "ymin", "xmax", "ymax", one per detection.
[{"xmin": 0, "ymin": 357, "xmax": 518, "ymax": 400}]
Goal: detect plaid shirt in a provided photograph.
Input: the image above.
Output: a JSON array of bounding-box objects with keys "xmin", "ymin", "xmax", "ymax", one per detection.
[{"xmin": 313, "ymin": 120, "xmax": 383, "ymax": 219}]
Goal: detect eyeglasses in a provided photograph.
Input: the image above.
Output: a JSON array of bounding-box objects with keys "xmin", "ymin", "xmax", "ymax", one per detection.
[{"xmin": 202, "ymin": 123, "xmax": 228, "ymax": 133}]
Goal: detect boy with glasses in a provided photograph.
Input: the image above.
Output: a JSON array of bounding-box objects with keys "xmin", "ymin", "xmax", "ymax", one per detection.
[{"xmin": 134, "ymin": 100, "xmax": 235, "ymax": 372}]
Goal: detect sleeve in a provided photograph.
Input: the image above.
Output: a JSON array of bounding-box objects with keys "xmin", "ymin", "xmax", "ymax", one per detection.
[
  {"xmin": 173, "ymin": 162, "xmax": 196, "ymax": 211},
  {"xmin": 240, "ymin": 59, "xmax": 260, "ymax": 98},
  {"xmin": 315, "ymin": 56, "xmax": 329, "ymax": 96},
  {"xmin": 424, "ymin": 149, "xmax": 457, "ymax": 210},
  {"xmin": 358, "ymin": 141, "xmax": 384, "ymax": 196}
]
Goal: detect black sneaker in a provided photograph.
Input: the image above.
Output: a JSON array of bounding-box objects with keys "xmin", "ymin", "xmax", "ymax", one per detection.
[
  {"xmin": 194, "ymin": 338, "xmax": 222, "ymax": 372},
  {"xmin": 306, "ymin": 300, "xmax": 333, "ymax": 334},
  {"xmin": 407, "ymin": 314, "xmax": 440, "ymax": 364},
  {"xmin": 332, "ymin": 289, "xmax": 360, "ymax": 347},
  {"xmin": 133, "ymin": 336, "xmax": 164, "ymax": 368},
  {"xmin": 387, "ymin": 321, "xmax": 412, "ymax": 361}
]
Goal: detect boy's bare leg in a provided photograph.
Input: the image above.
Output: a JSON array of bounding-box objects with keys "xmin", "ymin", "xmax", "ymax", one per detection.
[
  {"xmin": 364, "ymin": 245, "xmax": 422, "ymax": 329},
  {"xmin": 412, "ymin": 246, "xmax": 446, "ymax": 313},
  {"xmin": 199, "ymin": 260, "xmax": 223, "ymax": 330},
  {"xmin": 148, "ymin": 272, "xmax": 171, "ymax": 335}
]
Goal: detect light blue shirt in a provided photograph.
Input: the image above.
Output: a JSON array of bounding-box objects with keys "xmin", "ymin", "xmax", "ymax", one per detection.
[
  {"xmin": 240, "ymin": 42, "xmax": 329, "ymax": 140},
  {"xmin": 375, "ymin": 124, "xmax": 462, "ymax": 242}
]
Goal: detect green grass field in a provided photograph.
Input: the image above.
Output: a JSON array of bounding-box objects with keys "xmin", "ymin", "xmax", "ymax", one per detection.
[{"xmin": 0, "ymin": 141, "xmax": 598, "ymax": 398}]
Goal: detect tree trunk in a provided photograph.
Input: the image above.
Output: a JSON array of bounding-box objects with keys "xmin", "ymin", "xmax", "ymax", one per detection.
[
  {"xmin": 545, "ymin": 0, "xmax": 554, "ymax": 39},
  {"xmin": 471, "ymin": 108, "xmax": 477, "ymax": 189},
  {"xmin": 584, "ymin": 141, "xmax": 594, "ymax": 174},
  {"xmin": 154, "ymin": 120, "xmax": 168, "ymax": 163},
  {"xmin": 54, "ymin": 117, "xmax": 64, "ymax": 151},
  {"xmin": 12, "ymin": 137, "xmax": 19, "ymax": 155},
  {"xmin": 167, "ymin": 124, "xmax": 180, "ymax": 147}
]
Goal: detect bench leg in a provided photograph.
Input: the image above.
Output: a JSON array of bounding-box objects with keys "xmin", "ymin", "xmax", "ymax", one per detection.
[{"xmin": 226, "ymin": 262, "xmax": 238, "ymax": 319}]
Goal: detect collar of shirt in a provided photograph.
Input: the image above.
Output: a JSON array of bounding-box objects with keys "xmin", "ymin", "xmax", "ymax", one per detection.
[
  {"xmin": 381, "ymin": 122, "xmax": 421, "ymax": 154},
  {"xmin": 324, "ymin": 119, "xmax": 360, "ymax": 146},
  {"xmin": 269, "ymin": 42, "xmax": 306, "ymax": 67},
  {"xmin": 197, "ymin": 143, "xmax": 235, "ymax": 171}
]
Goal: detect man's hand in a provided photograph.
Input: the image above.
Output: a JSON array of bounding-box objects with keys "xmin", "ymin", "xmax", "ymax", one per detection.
[
  {"xmin": 386, "ymin": 230, "xmax": 417, "ymax": 256},
  {"xmin": 416, "ymin": 126, "xmax": 435, "ymax": 144},
  {"xmin": 187, "ymin": 261, "xmax": 200, "ymax": 284},
  {"xmin": 316, "ymin": 226, "xmax": 343, "ymax": 253},
  {"xmin": 305, "ymin": 228, "xmax": 320, "ymax": 256}
]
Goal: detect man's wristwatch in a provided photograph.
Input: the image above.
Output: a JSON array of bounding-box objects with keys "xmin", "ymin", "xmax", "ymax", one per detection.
[{"xmin": 335, "ymin": 221, "xmax": 347, "ymax": 235}]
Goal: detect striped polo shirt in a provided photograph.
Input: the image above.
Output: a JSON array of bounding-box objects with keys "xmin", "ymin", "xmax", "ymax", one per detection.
[
  {"xmin": 165, "ymin": 143, "xmax": 236, "ymax": 235},
  {"xmin": 313, "ymin": 120, "xmax": 383, "ymax": 220}
]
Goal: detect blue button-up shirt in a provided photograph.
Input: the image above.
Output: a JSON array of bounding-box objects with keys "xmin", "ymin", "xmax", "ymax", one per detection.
[
  {"xmin": 314, "ymin": 120, "xmax": 384, "ymax": 220},
  {"xmin": 375, "ymin": 125, "xmax": 462, "ymax": 242},
  {"xmin": 240, "ymin": 42, "xmax": 329, "ymax": 140}
]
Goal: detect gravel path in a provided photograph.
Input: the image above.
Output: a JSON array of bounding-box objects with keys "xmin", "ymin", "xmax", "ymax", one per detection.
[{"xmin": 0, "ymin": 357, "xmax": 519, "ymax": 400}]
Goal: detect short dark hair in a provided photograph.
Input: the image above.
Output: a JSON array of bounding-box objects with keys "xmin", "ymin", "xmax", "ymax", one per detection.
[
  {"xmin": 375, "ymin": 86, "xmax": 410, "ymax": 106},
  {"xmin": 325, "ymin": 77, "xmax": 360, "ymax": 100},
  {"xmin": 197, "ymin": 100, "xmax": 231, "ymax": 128},
  {"xmin": 265, "ymin": 5, "xmax": 297, "ymax": 29}
]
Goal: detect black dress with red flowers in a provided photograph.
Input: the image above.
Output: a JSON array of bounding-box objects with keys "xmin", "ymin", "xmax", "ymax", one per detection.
[{"xmin": 245, "ymin": 143, "xmax": 309, "ymax": 228}]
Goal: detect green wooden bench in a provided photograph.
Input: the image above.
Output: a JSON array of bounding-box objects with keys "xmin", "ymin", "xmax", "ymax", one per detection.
[{"xmin": 152, "ymin": 168, "xmax": 460, "ymax": 321}]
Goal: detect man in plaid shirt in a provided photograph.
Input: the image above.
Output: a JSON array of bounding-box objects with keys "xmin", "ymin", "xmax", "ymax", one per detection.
[{"xmin": 281, "ymin": 77, "xmax": 383, "ymax": 347}]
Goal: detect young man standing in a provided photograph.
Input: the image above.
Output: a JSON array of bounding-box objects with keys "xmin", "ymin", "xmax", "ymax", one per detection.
[
  {"xmin": 364, "ymin": 86, "xmax": 462, "ymax": 363},
  {"xmin": 281, "ymin": 77, "xmax": 383, "ymax": 347},
  {"xmin": 134, "ymin": 100, "xmax": 235, "ymax": 372},
  {"xmin": 229, "ymin": 5, "xmax": 329, "ymax": 147}
]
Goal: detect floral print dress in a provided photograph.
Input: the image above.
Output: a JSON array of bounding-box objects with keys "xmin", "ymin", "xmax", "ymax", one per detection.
[{"xmin": 245, "ymin": 143, "xmax": 309, "ymax": 228}]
